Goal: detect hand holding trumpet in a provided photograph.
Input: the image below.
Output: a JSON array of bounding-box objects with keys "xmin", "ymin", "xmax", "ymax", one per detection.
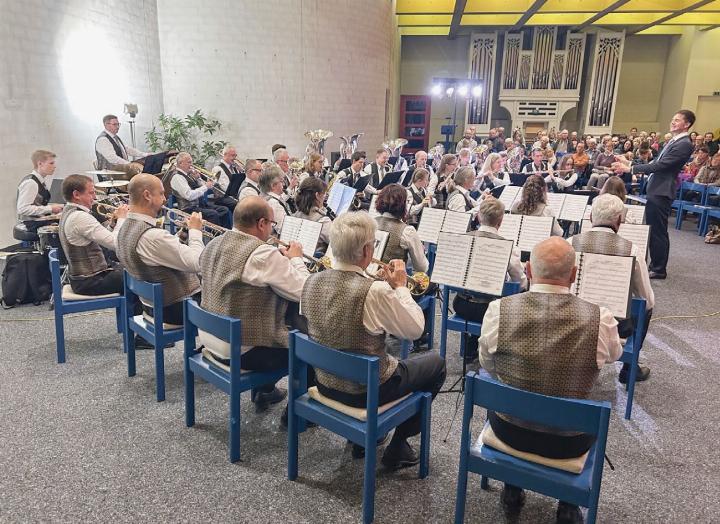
[
  {"xmin": 114, "ymin": 204, "xmax": 129, "ymax": 220},
  {"xmin": 376, "ymin": 259, "xmax": 408, "ymax": 290},
  {"xmin": 186, "ymin": 212, "xmax": 203, "ymax": 231}
]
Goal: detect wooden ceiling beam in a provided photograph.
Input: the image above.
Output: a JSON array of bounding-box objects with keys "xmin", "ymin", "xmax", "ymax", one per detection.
[
  {"xmin": 628, "ymin": 0, "xmax": 715, "ymax": 35},
  {"xmin": 510, "ymin": 0, "xmax": 548, "ymax": 31},
  {"xmin": 448, "ymin": 0, "xmax": 468, "ymax": 39}
]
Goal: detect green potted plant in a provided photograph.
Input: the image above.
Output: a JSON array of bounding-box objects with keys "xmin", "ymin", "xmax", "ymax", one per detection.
[{"xmin": 145, "ymin": 110, "xmax": 226, "ymax": 167}]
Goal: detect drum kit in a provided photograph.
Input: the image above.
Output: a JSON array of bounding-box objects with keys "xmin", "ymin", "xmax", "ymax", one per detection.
[{"xmin": 86, "ymin": 170, "xmax": 128, "ymax": 194}]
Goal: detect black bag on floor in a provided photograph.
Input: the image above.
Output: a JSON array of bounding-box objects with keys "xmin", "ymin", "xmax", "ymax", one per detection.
[{"xmin": 1, "ymin": 252, "xmax": 52, "ymax": 307}]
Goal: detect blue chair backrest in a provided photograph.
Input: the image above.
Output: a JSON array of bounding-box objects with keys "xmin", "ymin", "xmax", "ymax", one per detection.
[
  {"xmin": 48, "ymin": 249, "xmax": 63, "ymax": 299},
  {"xmin": 123, "ymin": 270, "xmax": 166, "ymax": 327},
  {"xmin": 680, "ymin": 181, "xmax": 707, "ymax": 199},
  {"xmin": 468, "ymin": 372, "xmax": 610, "ymax": 437},
  {"xmin": 705, "ymin": 185, "xmax": 720, "ymax": 204},
  {"xmin": 183, "ymin": 299, "xmax": 241, "ymax": 350}
]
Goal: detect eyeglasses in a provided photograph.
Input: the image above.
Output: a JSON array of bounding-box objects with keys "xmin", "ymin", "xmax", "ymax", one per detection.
[{"xmin": 258, "ymin": 217, "xmax": 277, "ymax": 228}]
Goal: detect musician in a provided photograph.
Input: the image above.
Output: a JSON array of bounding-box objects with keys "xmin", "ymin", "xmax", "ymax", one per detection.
[
  {"xmin": 260, "ymin": 165, "xmax": 291, "ymax": 232},
  {"xmin": 453, "ymin": 197, "xmax": 527, "ymax": 361},
  {"xmin": 475, "ymin": 153, "xmax": 510, "ymax": 193},
  {"xmin": 165, "ymin": 152, "xmax": 230, "ymax": 226},
  {"xmin": 521, "ymin": 148, "xmax": 547, "ymax": 175},
  {"xmin": 446, "ymin": 166, "xmax": 480, "ymax": 214},
  {"xmin": 94, "ymin": 114, "xmax": 147, "ymax": 177},
  {"xmin": 301, "ymin": 211, "xmax": 446, "ymax": 469},
  {"xmin": 211, "ymin": 145, "xmax": 244, "ymax": 199},
  {"xmin": 16, "ymin": 150, "xmax": 63, "ymax": 232},
  {"xmin": 545, "ymin": 155, "xmax": 577, "ymax": 193},
  {"xmin": 457, "ymin": 148, "xmax": 474, "ymax": 170},
  {"xmin": 272, "ymin": 147, "xmax": 298, "ymax": 194},
  {"xmin": 200, "ymin": 195, "xmax": 311, "ymax": 414},
  {"xmin": 293, "ymin": 177, "xmax": 332, "ymax": 253},
  {"xmin": 375, "ymin": 184, "xmax": 428, "ymax": 272},
  {"xmin": 479, "ymin": 237, "xmax": 622, "ymax": 523},
  {"xmin": 362, "ymin": 148, "xmax": 390, "ymax": 196},
  {"xmin": 338, "ymin": 151, "xmax": 368, "ymax": 188},
  {"xmin": 238, "ymin": 159, "xmax": 263, "ymax": 202},
  {"xmin": 431, "ymin": 154, "xmax": 458, "ymax": 209},
  {"xmin": 456, "ymin": 126, "xmax": 478, "ymax": 153},
  {"xmin": 413, "ymin": 150, "xmax": 433, "ymax": 176},
  {"xmin": 511, "ymin": 175, "xmax": 563, "ymax": 236},
  {"xmin": 117, "ymin": 174, "xmax": 203, "ymax": 326},
  {"xmin": 300, "ymin": 153, "xmax": 325, "ymax": 185},
  {"xmin": 58, "ymin": 174, "xmax": 128, "ymax": 295},
  {"xmin": 406, "ymin": 168, "xmax": 435, "ymax": 227}
]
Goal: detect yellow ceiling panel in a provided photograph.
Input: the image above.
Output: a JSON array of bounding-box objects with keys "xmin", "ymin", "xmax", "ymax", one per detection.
[
  {"xmin": 697, "ymin": 0, "xmax": 720, "ymax": 10},
  {"xmin": 400, "ymin": 26, "xmax": 451, "ymax": 36},
  {"xmin": 665, "ymin": 12, "xmax": 720, "ymax": 23},
  {"xmin": 465, "ymin": 0, "xmax": 533, "ymax": 13},
  {"xmin": 461, "ymin": 13, "xmax": 522, "ymax": 25},
  {"xmin": 540, "ymin": 0, "xmax": 612, "ymax": 12},
  {"xmin": 527, "ymin": 13, "xmax": 594, "ymax": 24},
  {"xmin": 618, "ymin": 0, "xmax": 697, "ymax": 10},
  {"xmin": 596, "ymin": 12, "xmax": 667, "ymax": 24},
  {"xmin": 397, "ymin": 14, "xmax": 453, "ymax": 26},
  {"xmin": 396, "ymin": 0, "xmax": 454, "ymax": 13},
  {"xmin": 636, "ymin": 25, "xmax": 691, "ymax": 33}
]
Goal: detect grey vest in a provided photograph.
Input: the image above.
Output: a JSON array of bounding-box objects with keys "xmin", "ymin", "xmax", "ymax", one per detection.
[
  {"xmin": 16, "ymin": 174, "xmax": 51, "ymax": 221},
  {"xmin": 95, "ymin": 132, "xmax": 126, "ymax": 170},
  {"xmin": 375, "ymin": 216, "xmax": 408, "ymax": 263},
  {"xmin": 58, "ymin": 205, "xmax": 109, "ymax": 278},
  {"xmin": 200, "ymin": 230, "xmax": 289, "ymax": 349},
  {"xmin": 571, "ymin": 229, "xmax": 633, "ymax": 257},
  {"xmin": 116, "ymin": 218, "xmax": 200, "ymax": 306},
  {"xmin": 302, "ymin": 270, "xmax": 396, "ymax": 394},
  {"xmin": 496, "ymin": 292, "xmax": 600, "ymax": 431}
]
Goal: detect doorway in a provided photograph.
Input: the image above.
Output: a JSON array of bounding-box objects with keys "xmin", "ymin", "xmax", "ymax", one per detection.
[{"xmin": 524, "ymin": 121, "xmax": 548, "ymax": 140}]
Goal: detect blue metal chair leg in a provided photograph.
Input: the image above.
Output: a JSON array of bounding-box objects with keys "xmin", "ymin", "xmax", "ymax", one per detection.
[
  {"xmin": 363, "ymin": 433, "xmax": 378, "ymax": 524},
  {"xmin": 185, "ymin": 361, "xmax": 195, "ymax": 428},
  {"xmin": 419, "ymin": 393, "xmax": 431, "ymax": 479},
  {"xmin": 54, "ymin": 307, "xmax": 66, "ymax": 364},
  {"xmin": 126, "ymin": 325, "xmax": 136, "ymax": 376},
  {"xmin": 229, "ymin": 385, "xmax": 241, "ymax": 463},
  {"xmin": 155, "ymin": 345, "xmax": 166, "ymax": 402}
]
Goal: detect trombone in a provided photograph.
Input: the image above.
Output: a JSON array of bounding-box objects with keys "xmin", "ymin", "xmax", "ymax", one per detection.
[
  {"xmin": 367, "ymin": 258, "xmax": 431, "ymax": 297},
  {"xmin": 270, "ymin": 237, "xmax": 332, "ymax": 272},
  {"xmin": 169, "ymin": 157, "xmax": 239, "ymax": 203},
  {"xmin": 161, "ymin": 205, "xmax": 228, "ymax": 239}
]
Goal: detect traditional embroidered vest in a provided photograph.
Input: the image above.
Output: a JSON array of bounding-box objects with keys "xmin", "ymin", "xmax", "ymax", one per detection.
[
  {"xmin": 302, "ymin": 270, "xmax": 396, "ymax": 394},
  {"xmin": 571, "ymin": 229, "xmax": 633, "ymax": 257},
  {"xmin": 407, "ymin": 186, "xmax": 425, "ymax": 226},
  {"xmin": 16, "ymin": 174, "xmax": 51, "ymax": 220},
  {"xmin": 448, "ymin": 189, "xmax": 473, "ymax": 211},
  {"xmin": 200, "ymin": 230, "xmax": 289, "ymax": 349},
  {"xmin": 170, "ymin": 170, "xmax": 202, "ymax": 209},
  {"xmin": 375, "ymin": 216, "xmax": 408, "ymax": 263},
  {"xmin": 58, "ymin": 205, "xmax": 109, "ymax": 278},
  {"xmin": 116, "ymin": 218, "xmax": 200, "ymax": 306},
  {"xmin": 95, "ymin": 132, "xmax": 127, "ymax": 169}
]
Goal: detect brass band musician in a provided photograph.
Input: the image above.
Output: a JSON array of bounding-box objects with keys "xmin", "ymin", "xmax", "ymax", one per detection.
[
  {"xmin": 238, "ymin": 159, "xmax": 263, "ymax": 202},
  {"xmin": 375, "ymin": 184, "xmax": 428, "ymax": 273},
  {"xmin": 95, "ymin": 114, "xmax": 148, "ymax": 177},
  {"xmin": 260, "ymin": 165, "xmax": 291, "ymax": 233},
  {"xmin": 293, "ymin": 177, "xmax": 332, "ymax": 253},
  {"xmin": 16, "ymin": 149, "xmax": 63, "ymax": 233},
  {"xmin": 362, "ymin": 148, "xmax": 390, "ymax": 197},
  {"xmin": 406, "ymin": 168, "xmax": 435, "ymax": 227}
]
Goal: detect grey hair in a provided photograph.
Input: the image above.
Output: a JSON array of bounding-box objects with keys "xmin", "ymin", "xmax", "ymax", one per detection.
[
  {"xmin": 273, "ymin": 148, "xmax": 289, "ymax": 162},
  {"xmin": 221, "ymin": 144, "xmax": 236, "ymax": 155},
  {"xmin": 330, "ymin": 211, "xmax": 376, "ymax": 264},
  {"xmin": 454, "ymin": 165, "xmax": 476, "ymax": 187},
  {"xmin": 414, "ymin": 150, "xmax": 427, "ymax": 160},
  {"xmin": 176, "ymin": 151, "xmax": 192, "ymax": 164},
  {"xmin": 259, "ymin": 164, "xmax": 284, "ymax": 193},
  {"xmin": 529, "ymin": 237, "xmax": 577, "ymax": 281},
  {"xmin": 590, "ymin": 194, "xmax": 624, "ymax": 227},
  {"xmin": 477, "ymin": 197, "xmax": 505, "ymax": 228}
]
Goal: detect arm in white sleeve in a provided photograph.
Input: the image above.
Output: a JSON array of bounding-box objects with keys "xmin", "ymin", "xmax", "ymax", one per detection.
[
  {"xmin": 507, "ymin": 248, "xmax": 527, "ymax": 289},
  {"xmin": 137, "ymin": 228, "xmax": 204, "ymax": 273},
  {"xmin": 242, "ymin": 245, "xmax": 310, "ymax": 302},
  {"xmin": 630, "ymin": 247, "xmax": 655, "ymax": 310},
  {"xmin": 125, "ymin": 144, "xmax": 148, "ymax": 159},
  {"xmin": 596, "ymin": 306, "xmax": 623, "ymax": 367},
  {"xmin": 478, "ymin": 299, "xmax": 501, "ymax": 376},
  {"xmin": 16, "ymin": 179, "xmax": 52, "ymax": 217},
  {"xmin": 363, "ymin": 282, "xmax": 424, "ymax": 340},
  {"xmin": 400, "ymin": 226, "xmax": 429, "ymax": 273},
  {"xmin": 171, "ymin": 174, "xmax": 208, "ymax": 201},
  {"xmin": 96, "ymin": 136, "xmax": 129, "ymax": 165},
  {"xmin": 212, "ymin": 166, "xmax": 230, "ymax": 192},
  {"xmin": 447, "ymin": 193, "xmax": 466, "ymax": 213}
]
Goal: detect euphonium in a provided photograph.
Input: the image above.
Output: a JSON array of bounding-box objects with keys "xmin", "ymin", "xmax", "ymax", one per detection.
[
  {"xmin": 304, "ymin": 129, "xmax": 333, "ymax": 161},
  {"xmin": 339, "ymin": 132, "xmax": 364, "ymax": 159}
]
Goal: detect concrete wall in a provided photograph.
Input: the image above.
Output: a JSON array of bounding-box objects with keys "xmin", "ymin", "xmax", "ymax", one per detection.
[{"xmin": 0, "ymin": 0, "xmax": 164, "ymax": 246}]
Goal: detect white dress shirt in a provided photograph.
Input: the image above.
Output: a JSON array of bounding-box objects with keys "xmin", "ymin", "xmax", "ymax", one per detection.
[
  {"xmin": 128, "ymin": 213, "xmax": 204, "ymax": 283},
  {"xmin": 475, "ymin": 225, "xmax": 527, "ymax": 289},
  {"xmin": 63, "ymin": 203, "xmax": 125, "ymax": 249},
  {"xmin": 522, "ymin": 162, "xmax": 546, "ymax": 175},
  {"xmin": 363, "ymin": 162, "xmax": 388, "ymax": 195},
  {"xmin": 447, "ymin": 186, "xmax": 479, "ymax": 214},
  {"xmin": 479, "ymin": 283, "xmax": 623, "ymax": 374},
  {"xmin": 378, "ymin": 212, "xmax": 429, "ymax": 273},
  {"xmin": 211, "ymin": 161, "xmax": 238, "ymax": 192},
  {"xmin": 406, "ymin": 184, "xmax": 435, "ymax": 218},
  {"xmin": 95, "ymin": 132, "xmax": 147, "ymax": 165},
  {"xmin": 17, "ymin": 171, "xmax": 54, "ymax": 218},
  {"xmin": 238, "ymin": 180, "xmax": 261, "ymax": 202},
  {"xmin": 170, "ymin": 169, "xmax": 208, "ymax": 202},
  {"xmin": 266, "ymin": 192, "xmax": 290, "ymax": 232}
]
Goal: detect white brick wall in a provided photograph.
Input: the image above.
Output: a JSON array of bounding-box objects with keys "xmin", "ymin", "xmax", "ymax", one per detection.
[
  {"xmin": 0, "ymin": 0, "xmax": 164, "ymax": 246},
  {"xmin": 156, "ymin": 0, "xmax": 396, "ymax": 161}
]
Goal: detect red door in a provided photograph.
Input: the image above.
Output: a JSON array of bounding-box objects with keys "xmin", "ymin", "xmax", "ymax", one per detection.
[{"xmin": 399, "ymin": 95, "xmax": 431, "ymax": 153}]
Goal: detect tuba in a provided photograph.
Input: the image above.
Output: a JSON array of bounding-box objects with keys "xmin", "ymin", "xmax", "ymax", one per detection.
[
  {"xmin": 339, "ymin": 133, "xmax": 364, "ymax": 160},
  {"xmin": 304, "ymin": 129, "xmax": 333, "ymax": 161},
  {"xmin": 383, "ymin": 138, "xmax": 408, "ymax": 171},
  {"xmin": 428, "ymin": 143, "xmax": 445, "ymax": 171}
]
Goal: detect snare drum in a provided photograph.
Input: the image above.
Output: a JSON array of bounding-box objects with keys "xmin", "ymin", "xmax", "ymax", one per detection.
[{"xmin": 38, "ymin": 225, "xmax": 60, "ymax": 252}]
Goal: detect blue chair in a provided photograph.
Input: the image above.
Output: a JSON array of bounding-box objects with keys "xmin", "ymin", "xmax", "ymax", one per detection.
[
  {"xmin": 400, "ymin": 243, "xmax": 438, "ymax": 359},
  {"xmin": 674, "ymin": 182, "xmax": 708, "ymax": 229},
  {"xmin": 183, "ymin": 299, "xmax": 288, "ymax": 462},
  {"xmin": 49, "ymin": 248, "xmax": 125, "ymax": 364},
  {"xmin": 454, "ymin": 372, "xmax": 611, "ymax": 524},
  {"xmin": 439, "ymin": 282, "xmax": 521, "ymax": 359},
  {"xmin": 618, "ymin": 298, "xmax": 647, "ymax": 420},
  {"xmin": 287, "ymin": 331, "xmax": 432, "ymax": 524},
  {"xmin": 699, "ymin": 186, "xmax": 720, "ymax": 236},
  {"xmin": 123, "ymin": 271, "xmax": 185, "ymax": 401}
]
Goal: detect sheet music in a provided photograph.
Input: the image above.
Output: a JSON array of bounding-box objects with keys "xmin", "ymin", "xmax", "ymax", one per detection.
[
  {"xmin": 559, "ymin": 194, "xmax": 589, "ymax": 222},
  {"xmin": 280, "ymin": 216, "xmax": 322, "ymax": 257},
  {"xmin": 417, "ymin": 207, "xmax": 446, "ymax": 243},
  {"xmin": 497, "ymin": 213, "xmax": 522, "ymax": 245},
  {"xmin": 516, "ymin": 216, "xmax": 554, "ymax": 252},
  {"xmin": 497, "ymin": 185, "xmax": 521, "ymax": 210},
  {"xmin": 368, "ymin": 195, "xmax": 380, "ymax": 218},
  {"xmin": 545, "ymin": 193, "xmax": 566, "ymax": 218},
  {"xmin": 624, "ymin": 205, "xmax": 645, "ymax": 225},
  {"xmin": 464, "ymin": 237, "xmax": 514, "ymax": 296},
  {"xmin": 575, "ymin": 252, "xmax": 633, "ymax": 319},
  {"xmin": 442, "ymin": 210, "xmax": 471, "ymax": 234},
  {"xmin": 430, "ymin": 232, "xmax": 473, "ymax": 288},
  {"xmin": 618, "ymin": 223, "xmax": 650, "ymax": 259},
  {"xmin": 366, "ymin": 230, "xmax": 390, "ymax": 275},
  {"xmin": 583, "ymin": 205, "xmax": 592, "ymax": 221},
  {"xmin": 326, "ymin": 181, "xmax": 344, "ymax": 214}
]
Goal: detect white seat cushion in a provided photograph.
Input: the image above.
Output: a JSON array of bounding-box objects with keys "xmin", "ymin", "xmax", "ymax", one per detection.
[
  {"xmin": 200, "ymin": 348, "xmax": 250, "ymax": 374},
  {"xmin": 475, "ymin": 424, "xmax": 589, "ymax": 474},
  {"xmin": 140, "ymin": 311, "xmax": 183, "ymax": 330},
  {"xmin": 307, "ymin": 386, "xmax": 410, "ymax": 422},
  {"xmin": 61, "ymin": 284, "xmax": 120, "ymax": 301}
]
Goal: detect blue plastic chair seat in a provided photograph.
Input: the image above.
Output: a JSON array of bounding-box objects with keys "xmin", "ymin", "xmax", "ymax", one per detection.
[{"xmin": 187, "ymin": 352, "xmax": 286, "ymax": 396}]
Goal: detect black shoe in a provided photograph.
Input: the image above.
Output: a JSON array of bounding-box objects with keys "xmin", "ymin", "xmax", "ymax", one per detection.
[
  {"xmin": 280, "ymin": 404, "xmax": 317, "ymax": 430},
  {"xmin": 619, "ymin": 364, "xmax": 650, "ymax": 384},
  {"xmin": 252, "ymin": 387, "xmax": 287, "ymax": 413},
  {"xmin": 350, "ymin": 433, "xmax": 391, "ymax": 459},
  {"xmin": 134, "ymin": 335, "xmax": 154, "ymax": 350},
  {"xmin": 556, "ymin": 502, "xmax": 583, "ymax": 524},
  {"xmin": 412, "ymin": 334, "xmax": 430, "ymax": 353},
  {"xmin": 648, "ymin": 271, "xmax": 666, "ymax": 280},
  {"xmin": 500, "ymin": 485, "xmax": 526, "ymax": 514},
  {"xmin": 381, "ymin": 439, "xmax": 420, "ymax": 470}
]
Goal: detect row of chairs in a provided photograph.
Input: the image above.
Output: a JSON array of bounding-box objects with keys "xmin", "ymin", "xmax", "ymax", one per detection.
[{"xmin": 673, "ymin": 181, "xmax": 720, "ymax": 235}]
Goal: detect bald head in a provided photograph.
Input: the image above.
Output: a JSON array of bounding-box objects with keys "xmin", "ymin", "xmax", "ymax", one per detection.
[
  {"xmin": 233, "ymin": 195, "xmax": 271, "ymax": 229},
  {"xmin": 128, "ymin": 173, "xmax": 161, "ymax": 204},
  {"xmin": 527, "ymin": 237, "xmax": 577, "ymax": 287}
]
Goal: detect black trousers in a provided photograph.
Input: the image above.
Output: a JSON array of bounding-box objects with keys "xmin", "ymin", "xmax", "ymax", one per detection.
[
  {"xmin": 452, "ymin": 294, "xmax": 491, "ymax": 356},
  {"xmin": 213, "ymin": 196, "xmax": 237, "ymax": 216},
  {"xmin": 142, "ymin": 291, "xmax": 201, "ymax": 326},
  {"xmin": 181, "ymin": 204, "xmax": 230, "ymax": 227},
  {"xmin": 69, "ymin": 268, "xmax": 123, "ymax": 295},
  {"xmin": 646, "ymin": 195, "xmax": 672, "ymax": 274},
  {"xmin": 318, "ymin": 352, "xmax": 446, "ymax": 439}
]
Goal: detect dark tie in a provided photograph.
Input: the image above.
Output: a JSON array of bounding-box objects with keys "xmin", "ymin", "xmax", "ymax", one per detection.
[{"xmin": 112, "ymin": 135, "xmax": 128, "ymax": 159}]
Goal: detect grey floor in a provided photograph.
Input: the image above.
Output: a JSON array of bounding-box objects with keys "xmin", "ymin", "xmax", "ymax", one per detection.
[{"xmin": 1, "ymin": 221, "xmax": 719, "ymax": 523}]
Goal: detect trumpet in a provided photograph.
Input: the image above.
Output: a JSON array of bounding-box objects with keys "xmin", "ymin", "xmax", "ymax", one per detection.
[
  {"xmin": 161, "ymin": 205, "xmax": 228, "ymax": 239},
  {"xmin": 368, "ymin": 258, "xmax": 431, "ymax": 297},
  {"xmin": 270, "ymin": 237, "xmax": 332, "ymax": 272}
]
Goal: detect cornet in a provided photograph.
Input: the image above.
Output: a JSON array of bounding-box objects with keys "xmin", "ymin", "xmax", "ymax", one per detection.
[{"xmin": 368, "ymin": 258, "xmax": 431, "ymax": 297}]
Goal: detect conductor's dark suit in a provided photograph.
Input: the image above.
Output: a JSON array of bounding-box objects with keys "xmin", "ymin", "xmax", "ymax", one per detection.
[{"xmin": 632, "ymin": 133, "xmax": 693, "ymax": 275}]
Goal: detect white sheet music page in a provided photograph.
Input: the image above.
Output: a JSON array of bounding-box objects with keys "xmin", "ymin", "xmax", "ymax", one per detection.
[
  {"xmin": 368, "ymin": 195, "xmax": 380, "ymax": 218},
  {"xmin": 442, "ymin": 210, "xmax": 471, "ymax": 234},
  {"xmin": 326, "ymin": 182, "xmax": 344, "ymax": 214},
  {"xmin": 517, "ymin": 216, "xmax": 554, "ymax": 252},
  {"xmin": 497, "ymin": 213, "xmax": 522, "ymax": 246},
  {"xmin": 624, "ymin": 205, "xmax": 645, "ymax": 225},
  {"xmin": 498, "ymin": 185, "xmax": 521, "ymax": 210},
  {"xmin": 366, "ymin": 230, "xmax": 390, "ymax": 275},
  {"xmin": 546, "ymin": 193, "xmax": 566, "ymax": 218},
  {"xmin": 417, "ymin": 207, "xmax": 446, "ymax": 243},
  {"xmin": 618, "ymin": 224, "xmax": 650, "ymax": 259},
  {"xmin": 336, "ymin": 185, "xmax": 357, "ymax": 216},
  {"xmin": 576, "ymin": 252, "xmax": 634, "ymax": 319},
  {"xmin": 296, "ymin": 220, "xmax": 322, "ymax": 257},
  {"xmin": 559, "ymin": 194, "xmax": 589, "ymax": 222},
  {"xmin": 430, "ymin": 232, "xmax": 473, "ymax": 288},
  {"xmin": 279, "ymin": 215, "xmax": 302, "ymax": 244},
  {"xmin": 464, "ymin": 237, "xmax": 514, "ymax": 296}
]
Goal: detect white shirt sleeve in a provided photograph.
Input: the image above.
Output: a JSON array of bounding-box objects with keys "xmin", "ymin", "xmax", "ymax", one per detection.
[
  {"xmin": 507, "ymin": 248, "xmax": 528, "ymax": 289},
  {"xmin": 96, "ymin": 136, "xmax": 129, "ymax": 165},
  {"xmin": 213, "ymin": 166, "xmax": 229, "ymax": 191},
  {"xmin": 427, "ymin": 173, "xmax": 439, "ymax": 195},
  {"xmin": 400, "ymin": 225, "xmax": 429, "ymax": 273},
  {"xmin": 596, "ymin": 306, "xmax": 623, "ymax": 368},
  {"xmin": 447, "ymin": 193, "xmax": 466, "ymax": 213},
  {"xmin": 241, "ymin": 244, "xmax": 309, "ymax": 302},
  {"xmin": 630, "ymin": 246, "xmax": 655, "ymax": 310},
  {"xmin": 478, "ymin": 299, "xmax": 501, "ymax": 376},
  {"xmin": 16, "ymin": 178, "xmax": 52, "ymax": 217},
  {"xmin": 125, "ymin": 144, "xmax": 148, "ymax": 159},
  {"xmin": 171, "ymin": 173, "xmax": 207, "ymax": 201},
  {"xmin": 363, "ymin": 281, "xmax": 424, "ymax": 340},
  {"xmin": 136, "ymin": 227, "xmax": 204, "ymax": 273},
  {"xmin": 64, "ymin": 211, "xmax": 122, "ymax": 250}
]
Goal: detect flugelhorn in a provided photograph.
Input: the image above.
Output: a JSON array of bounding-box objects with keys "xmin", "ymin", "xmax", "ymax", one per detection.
[
  {"xmin": 368, "ymin": 258, "xmax": 430, "ymax": 297},
  {"xmin": 161, "ymin": 205, "xmax": 228, "ymax": 239}
]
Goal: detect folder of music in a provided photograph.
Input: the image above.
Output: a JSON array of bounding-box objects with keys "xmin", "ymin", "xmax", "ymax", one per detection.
[
  {"xmin": 570, "ymin": 252, "xmax": 634, "ymax": 319},
  {"xmin": 279, "ymin": 216, "xmax": 322, "ymax": 257},
  {"xmin": 497, "ymin": 214, "xmax": 554, "ymax": 252},
  {"xmin": 416, "ymin": 208, "xmax": 472, "ymax": 244}
]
